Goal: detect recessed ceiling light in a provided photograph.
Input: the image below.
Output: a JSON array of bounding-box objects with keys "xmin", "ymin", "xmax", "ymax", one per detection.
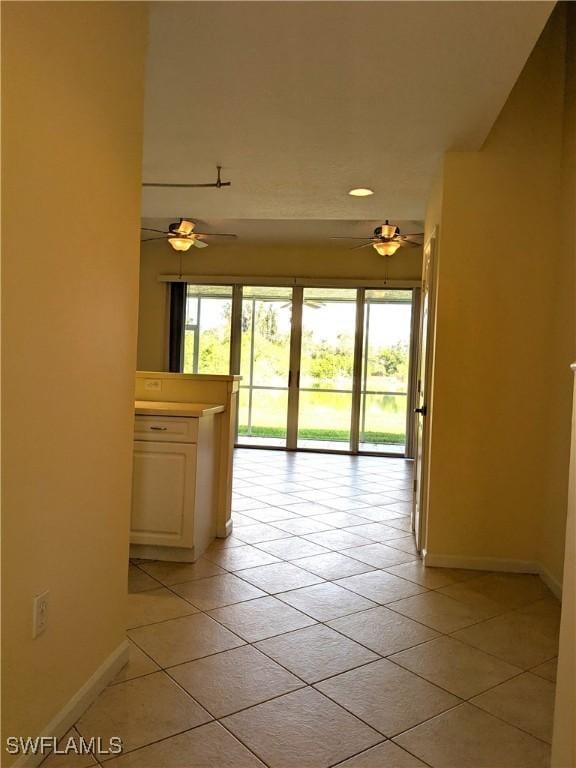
[{"xmin": 348, "ymin": 187, "xmax": 374, "ymax": 197}]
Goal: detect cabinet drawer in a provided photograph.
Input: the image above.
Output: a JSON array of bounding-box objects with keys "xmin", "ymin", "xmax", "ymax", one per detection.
[{"xmin": 134, "ymin": 415, "xmax": 198, "ymax": 443}]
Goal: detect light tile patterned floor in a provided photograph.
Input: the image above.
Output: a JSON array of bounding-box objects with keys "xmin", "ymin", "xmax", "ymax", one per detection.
[{"xmin": 46, "ymin": 449, "xmax": 559, "ymax": 767}]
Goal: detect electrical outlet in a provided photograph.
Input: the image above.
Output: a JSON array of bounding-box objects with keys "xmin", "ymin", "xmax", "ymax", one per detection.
[
  {"xmin": 144, "ymin": 379, "xmax": 162, "ymax": 392},
  {"xmin": 33, "ymin": 591, "xmax": 49, "ymax": 638}
]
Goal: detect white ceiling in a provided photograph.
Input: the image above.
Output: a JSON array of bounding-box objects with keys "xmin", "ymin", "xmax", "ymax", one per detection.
[{"xmin": 141, "ymin": 1, "xmax": 553, "ymax": 230}]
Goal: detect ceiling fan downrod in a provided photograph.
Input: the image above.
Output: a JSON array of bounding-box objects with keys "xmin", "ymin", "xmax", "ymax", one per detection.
[{"xmin": 142, "ymin": 165, "xmax": 231, "ymax": 189}]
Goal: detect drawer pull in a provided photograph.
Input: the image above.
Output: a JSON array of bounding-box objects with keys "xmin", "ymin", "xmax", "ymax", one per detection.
[{"xmin": 149, "ymin": 426, "xmax": 168, "ymax": 431}]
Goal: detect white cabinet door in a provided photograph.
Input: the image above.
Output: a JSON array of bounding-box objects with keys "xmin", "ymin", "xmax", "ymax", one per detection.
[{"xmin": 131, "ymin": 441, "xmax": 197, "ymax": 547}]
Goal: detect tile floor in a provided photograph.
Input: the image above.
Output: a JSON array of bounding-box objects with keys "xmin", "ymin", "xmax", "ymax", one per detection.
[{"xmin": 45, "ymin": 449, "xmax": 560, "ymax": 768}]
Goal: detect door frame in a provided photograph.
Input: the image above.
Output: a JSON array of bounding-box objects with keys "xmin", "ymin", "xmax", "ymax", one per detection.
[{"xmin": 413, "ymin": 229, "xmax": 438, "ymax": 553}]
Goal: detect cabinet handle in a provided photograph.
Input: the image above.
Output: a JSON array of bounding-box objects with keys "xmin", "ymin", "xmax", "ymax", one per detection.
[{"xmin": 149, "ymin": 426, "xmax": 168, "ymax": 431}]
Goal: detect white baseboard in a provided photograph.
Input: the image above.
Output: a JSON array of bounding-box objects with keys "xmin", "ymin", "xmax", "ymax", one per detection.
[
  {"xmin": 423, "ymin": 552, "xmax": 563, "ymax": 598},
  {"xmin": 13, "ymin": 640, "xmax": 129, "ymax": 768},
  {"xmin": 538, "ymin": 564, "xmax": 563, "ymax": 599}
]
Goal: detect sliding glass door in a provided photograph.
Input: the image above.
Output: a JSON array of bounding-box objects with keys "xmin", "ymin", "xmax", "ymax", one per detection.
[
  {"xmin": 359, "ymin": 290, "xmax": 413, "ymax": 454},
  {"xmin": 297, "ymin": 288, "xmax": 357, "ymax": 450},
  {"xmin": 237, "ymin": 287, "xmax": 293, "ymax": 447},
  {"xmin": 170, "ymin": 281, "xmax": 416, "ymax": 456},
  {"xmin": 183, "ymin": 285, "xmax": 233, "ymax": 375}
]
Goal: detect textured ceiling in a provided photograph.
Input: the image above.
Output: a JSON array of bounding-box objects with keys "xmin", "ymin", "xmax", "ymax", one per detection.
[{"xmin": 141, "ymin": 1, "xmax": 553, "ymax": 231}]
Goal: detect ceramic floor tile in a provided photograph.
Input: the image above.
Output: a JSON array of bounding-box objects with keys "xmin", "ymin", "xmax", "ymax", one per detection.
[
  {"xmin": 342, "ymin": 523, "xmax": 407, "ymax": 542},
  {"xmin": 317, "ymin": 497, "xmax": 371, "ymax": 511},
  {"xmin": 235, "ymin": 523, "xmax": 293, "ymax": 544},
  {"xmin": 328, "ymin": 606, "xmax": 439, "ymax": 656},
  {"xmin": 471, "ymin": 672, "xmax": 555, "ymax": 742},
  {"xmin": 277, "ymin": 582, "xmax": 376, "ymax": 621},
  {"xmin": 452, "ymin": 611, "xmax": 559, "ymax": 669},
  {"xmin": 352, "ymin": 508, "xmax": 405, "ymax": 523},
  {"xmin": 345, "ymin": 543, "xmax": 416, "ymax": 568},
  {"xmin": 203, "ymin": 544, "xmax": 281, "ymax": 571},
  {"xmin": 294, "ymin": 489, "xmax": 340, "ymax": 503},
  {"xmin": 138, "ymin": 558, "xmax": 225, "ymax": 586},
  {"xmin": 128, "ymin": 612, "xmax": 245, "ymax": 667},
  {"xmin": 128, "ymin": 565, "xmax": 161, "ymax": 594},
  {"xmin": 388, "ymin": 592, "xmax": 491, "ymax": 633},
  {"xmin": 76, "ymin": 672, "xmax": 211, "ymax": 759},
  {"xmin": 241, "ymin": 507, "xmax": 299, "ymax": 523},
  {"xmin": 531, "ymin": 657, "xmax": 557, "ymax": 682},
  {"xmin": 393, "ymin": 703, "xmax": 550, "ymax": 768},
  {"xmin": 258, "ymin": 493, "xmax": 308, "ymax": 507},
  {"xmin": 438, "ymin": 572, "xmax": 551, "ymax": 614},
  {"xmin": 222, "ymin": 687, "xmax": 382, "ymax": 768},
  {"xmin": 171, "ymin": 573, "xmax": 266, "ymax": 610},
  {"xmin": 385, "ymin": 562, "xmax": 480, "ymax": 589},
  {"xmin": 168, "ymin": 645, "xmax": 303, "ymax": 717},
  {"xmin": 254, "ymin": 536, "xmax": 330, "ymax": 560},
  {"xmin": 234, "ymin": 561, "xmax": 324, "ymax": 593},
  {"xmin": 103, "ymin": 721, "xmax": 265, "ymax": 768},
  {"xmin": 41, "ymin": 729, "xmax": 98, "ymax": 768},
  {"xmin": 304, "ymin": 530, "xmax": 373, "ymax": 551},
  {"xmin": 515, "ymin": 598, "xmax": 561, "ymax": 637},
  {"xmin": 282, "ymin": 501, "xmax": 340, "ymax": 517},
  {"xmin": 316, "ymin": 659, "xmax": 459, "ymax": 737},
  {"xmin": 293, "ymin": 552, "xmax": 376, "ymax": 579},
  {"xmin": 232, "ymin": 512, "xmax": 260, "ymax": 527},
  {"xmin": 255, "ymin": 624, "xmax": 378, "ymax": 683},
  {"xmin": 389, "ymin": 635, "xmax": 522, "ymax": 698},
  {"xmin": 385, "ymin": 536, "xmax": 419, "ymax": 556},
  {"xmin": 126, "ymin": 588, "xmax": 198, "ymax": 629},
  {"xmin": 354, "ymin": 494, "xmax": 399, "ymax": 506},
  {"xmin": 110, "ymin": 641, "xmax": 159, "ymax": 685},
  {"xmin": 208, "ymin": 595, "xmax": 316, "ymax": 642},
  {"xmin": 335, "ymin": 571, "xmax": 426, "ymax": 604},
  {"xmin": 311, "ymin": 512, "xmax": 369, "ymax": 528},
  {"xmin": 271, "ymin": 518, "xmax": 335, "ymax": 535},
  {"xmin": 383, "ymin": 502, "xmax": 412, "ymax": 516},
  {"xmin": 233, "ymin": 497, "xmax": 272, "ymax": 512},
  {"xmin": 334, "ymin": 741, "xmax": 429, "ymax": 767}
]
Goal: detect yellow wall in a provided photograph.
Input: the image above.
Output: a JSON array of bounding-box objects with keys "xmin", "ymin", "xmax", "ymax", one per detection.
[
  {"xmin": 138, "ymin": 242, "xmax": 422, "ymax": 370},
  {"xmin": 1, "ymin": 1, "xmax": 148, "ymax": 753},
  {"xmin": 424, "ymin": 6, "xmax": 575, "ymax": 588}
]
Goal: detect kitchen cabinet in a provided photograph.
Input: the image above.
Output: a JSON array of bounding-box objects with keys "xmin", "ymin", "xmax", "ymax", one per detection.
[{"xmin": 130, "ymin": 403, "xmax": 224, "ymax": 562}]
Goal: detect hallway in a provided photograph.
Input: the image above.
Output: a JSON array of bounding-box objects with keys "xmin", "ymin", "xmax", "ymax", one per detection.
[{"xmin": 47, "ymin": 450, "xmax": 560, "ymax": 767}]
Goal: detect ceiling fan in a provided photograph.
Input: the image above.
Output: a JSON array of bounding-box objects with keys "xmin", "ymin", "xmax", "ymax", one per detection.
[
  {"xmin": 330, "ymin": 220, "xmax": 423, "ymax": 256},
  {"xmin": 141, "ymin": 219, "xmax": 238, "ymax": 252}
]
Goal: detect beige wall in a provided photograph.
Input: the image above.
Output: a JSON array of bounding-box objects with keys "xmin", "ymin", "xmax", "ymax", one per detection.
[
  {"xmin": 138, "ymin": 242, "xmax": 422, "ymax": 370},
  {"xmin": 1, "ymin": 1, "xmax": 148, "ymax": 754},
  {"xmin": 424, "ymin": 5, "xmax": 575, "ymax": 588}
]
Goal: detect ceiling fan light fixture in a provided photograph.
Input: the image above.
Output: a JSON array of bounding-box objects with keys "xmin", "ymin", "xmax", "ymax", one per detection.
[
  {"xmin": 168, "ymin": 237, "xmax": 195, "ymax": 252},
  {"xmin": 374, "ymin": 241, "xmax": 401, "ymax": 256},
  {"xmin": 348, "ymin": 187, "xmax": 374, "ymax": 197},
  {"xmin": 380, "ymin": 222, "xmax": 398, "ymax": 239}
]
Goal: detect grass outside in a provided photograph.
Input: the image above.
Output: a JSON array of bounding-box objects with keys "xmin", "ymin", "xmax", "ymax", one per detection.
[
  {"xmin": 237, "ymin": 425, "xmax": 405, "ymax": 444},
  {"xmin": 238, "ymin": 388, "xmax": 407, "ymax": 445}
]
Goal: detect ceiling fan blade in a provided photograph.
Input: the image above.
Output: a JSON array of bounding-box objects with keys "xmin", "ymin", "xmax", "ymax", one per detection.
[
  {"xmin": 141, "ymin": 236, "xmax": 168, "ymax": 242},
  {"xmin": 400, "ymin": 238, "xmax": 423, "ymax": 246},
  {"xmin": 141, "ymin": 227, "xmax": 169, "ymax": 235},
  {"xmin": 195, "ymin": 233, "xmax": 238, "ymax": 238},
  {"xmin": 351, "ymin": 241, "xmax": 376, "ymax": 250},
  {"xmin": 193, "ymin": 239, "xmax": 209, "ymax": 248},
  {"xmin": 330, "ymin": 236, "xmax": 374, "ymax": 240}
]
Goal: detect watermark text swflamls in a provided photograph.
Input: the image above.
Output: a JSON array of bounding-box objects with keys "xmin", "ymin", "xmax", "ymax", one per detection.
[{"xmin": 6, "ymin": 735, "xmax": 122, "ymax": 757}]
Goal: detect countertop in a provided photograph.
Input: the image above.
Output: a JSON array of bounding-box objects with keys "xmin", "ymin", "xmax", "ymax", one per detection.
[{"xmin": 135, "ymin": 400, "xmax": 225, "ymax": 418}]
